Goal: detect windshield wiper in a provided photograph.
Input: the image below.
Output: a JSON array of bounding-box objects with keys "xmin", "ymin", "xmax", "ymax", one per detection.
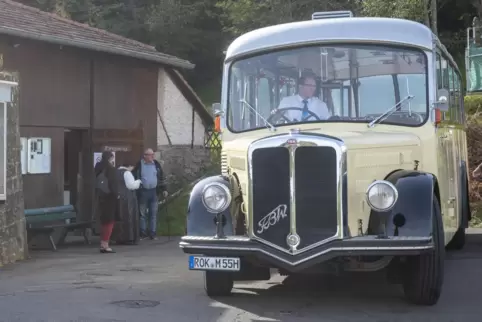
[
  {"xmin": 367, "ymin": 95, "xmax": 415, "ymax": 128},
  {"xmin": 239, "ymin": 99, "xmax": 276, "ymax": 132}
]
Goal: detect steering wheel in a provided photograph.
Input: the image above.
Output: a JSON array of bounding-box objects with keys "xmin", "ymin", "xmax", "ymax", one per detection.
[{"xmin": 267, "ymin": 107, "xmax": 321, "ymax": 124}]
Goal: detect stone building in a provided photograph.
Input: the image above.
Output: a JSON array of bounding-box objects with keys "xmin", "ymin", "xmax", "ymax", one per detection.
[
  {"xmin": 0, "ymin": 0, "xmax": 214, "ymax": 259},
  {"xmin": 0, "ymin": 71, "xmax": 26, "ymax": 266}
]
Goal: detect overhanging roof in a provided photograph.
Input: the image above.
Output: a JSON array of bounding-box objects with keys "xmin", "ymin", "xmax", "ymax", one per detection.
[{"xmin": 0, "ymin": 0, "xmax": 194, "ymax": 69}]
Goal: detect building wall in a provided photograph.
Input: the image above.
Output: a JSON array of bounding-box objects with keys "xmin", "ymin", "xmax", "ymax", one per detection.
[
  {"xmin": 156, "ymin": 68, "xmax": 211, "ymax": 190},
  {"xmin": 93, "ymin": 58, "xmax": 158, "ymax": 148},
  {"xmin": 20, "ymin": 126, "xmax": 64, "ymax": 209},
  {"xmin": 0, "ymin": 36, "xmax": 158, "ymax": 209},
  {"xmin": 0, "ymin": 73, "xmax": 27, "ymax": 266},
  {"xmin": 157, "ymin": 68, "xmax": 205, "ymax": 146}
]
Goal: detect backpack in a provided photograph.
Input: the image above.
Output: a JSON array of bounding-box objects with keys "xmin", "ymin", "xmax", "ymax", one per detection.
[{"xmin": 96, "ymin": 169, "xmax": 110, "ymax": 194}]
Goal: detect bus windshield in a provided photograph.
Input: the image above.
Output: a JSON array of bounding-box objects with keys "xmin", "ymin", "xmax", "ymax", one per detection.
[{"xmin": 226, "ymin": 44, "xmax": 428, "ymax": 132}]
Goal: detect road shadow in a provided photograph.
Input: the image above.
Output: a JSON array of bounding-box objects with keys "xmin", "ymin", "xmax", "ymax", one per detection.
[
  {"xmin": 216, "ymin": 272, "xmax": 415, "ymax": 320},
  {"xmin": 212, "ymin": 231, "xmax": 482, "ymax": 321}
]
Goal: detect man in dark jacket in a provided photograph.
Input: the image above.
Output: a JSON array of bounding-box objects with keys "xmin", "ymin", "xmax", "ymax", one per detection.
[{"xmin": 132, "ymin": 148, "xmax": 168, "ymax": 240}]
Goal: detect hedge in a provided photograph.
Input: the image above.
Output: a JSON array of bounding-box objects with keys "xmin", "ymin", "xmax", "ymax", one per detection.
[
  {"xmin": 465, "ymin": 95, "xmax": 482, "ymax": 224},
  {"xmin": 465, "ymin": 95, "xmax": 482, "ymax": 115}
]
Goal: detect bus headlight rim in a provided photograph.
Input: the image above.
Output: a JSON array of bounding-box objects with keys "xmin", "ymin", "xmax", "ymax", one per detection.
[
  {"xmin": 365, "ymin": 180, "xmax": 398, "ymax": 212},
  {"xmin": 201, "ymin": 182, "xmax": 232, "ymax": 214}
]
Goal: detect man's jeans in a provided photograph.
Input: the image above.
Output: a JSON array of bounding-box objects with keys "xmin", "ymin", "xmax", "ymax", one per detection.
[{"xmin": 139, "ymin": 188, "xmax": 158, "ymax": 237}]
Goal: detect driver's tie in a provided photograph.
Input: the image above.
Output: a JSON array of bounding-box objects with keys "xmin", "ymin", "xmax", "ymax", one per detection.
[{"xmin": 301, "ymin": 99, "xmax": 309, "ymax": 120}]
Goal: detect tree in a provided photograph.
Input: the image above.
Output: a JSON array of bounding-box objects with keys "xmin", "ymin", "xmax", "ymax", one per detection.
[
  {"xmin": 361, "ymin": 0, "xmax": 438, "ymax": 35},
  {"xmin": 216, "ymin": 0, "xmax": 360, "ymax": 37}
]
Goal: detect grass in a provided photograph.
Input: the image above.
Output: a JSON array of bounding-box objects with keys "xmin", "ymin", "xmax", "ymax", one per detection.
[
  {"xmin": 154, "ymin": 139, "xmax": 222, "ymax": 237},
  {"xmin": 156, "ymin": 191, "xmax": 190, "ymax": 236},
  {"xmin": 470, "ymin": 202, "xmax": 482, "ymax": 228}
]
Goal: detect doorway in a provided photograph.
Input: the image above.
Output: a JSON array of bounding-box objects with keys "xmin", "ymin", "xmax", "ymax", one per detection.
[{"xmin": 64, "ymin": 129, "xmax": 86, "ymax": 207}]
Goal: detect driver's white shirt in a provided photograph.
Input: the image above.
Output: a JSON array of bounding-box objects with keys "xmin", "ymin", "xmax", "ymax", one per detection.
[{"xmin": 277, "ymin": 95, "xmax": 331, "ymax": 121}]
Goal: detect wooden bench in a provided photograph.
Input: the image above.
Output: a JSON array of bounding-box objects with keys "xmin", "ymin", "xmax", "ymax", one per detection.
[{"xmin": 25, "ymin": 205, "xmax": 93, "ymax": 251}]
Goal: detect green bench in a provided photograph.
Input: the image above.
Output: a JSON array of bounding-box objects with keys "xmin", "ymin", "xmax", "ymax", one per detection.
[{"xmin": 25, "ymin": 205, "xmax": 93, "ymax": 251}]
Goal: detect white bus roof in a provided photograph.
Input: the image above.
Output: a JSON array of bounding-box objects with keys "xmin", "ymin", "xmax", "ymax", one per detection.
[{"xmin": 225, "ymin": 17, "xmax": 457, "ymax": 71}]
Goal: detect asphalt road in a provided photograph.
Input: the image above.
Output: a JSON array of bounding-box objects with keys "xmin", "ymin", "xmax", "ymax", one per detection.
[{"xmin": 1, "ymin": 230, "xmax": 482, "ymax": 322}]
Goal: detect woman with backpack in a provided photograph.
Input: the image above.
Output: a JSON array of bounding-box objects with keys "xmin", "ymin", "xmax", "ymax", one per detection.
[{"xmin": 94, "ymin": 151, "xmax": 120, "ymax": 253}]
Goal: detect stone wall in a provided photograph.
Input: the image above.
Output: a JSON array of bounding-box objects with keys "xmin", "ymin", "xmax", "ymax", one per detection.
[
  {"xmin": 157, "ymin": 145, "xmax": 214, "ymax": 191},
  {"xmin": 0, "ymin": 75, "xmax": 27, "ymax": 267}
]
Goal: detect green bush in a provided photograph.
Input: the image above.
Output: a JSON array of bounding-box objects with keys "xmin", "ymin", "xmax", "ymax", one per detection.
[
  {"xmin": 465, "ymin": 95, "xmax": 482, "ymax": 115},
  {"xmin": 157, "ymin": 191, "xmax": 189, "ymax": 236}
]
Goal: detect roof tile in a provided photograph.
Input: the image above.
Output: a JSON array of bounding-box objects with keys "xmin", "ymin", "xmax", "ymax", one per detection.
[{"xmin": 0, "ymin": 0, "xmax": 194, "ymax": 69}]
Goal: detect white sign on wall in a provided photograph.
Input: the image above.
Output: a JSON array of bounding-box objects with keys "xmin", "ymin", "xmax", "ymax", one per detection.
[
  {"xmin": 94, "ymin": 152, "xmax": 102, "ymax": 166},
  {"xmin": 27, "ymin": 137, "xmax": 51, "ymax": 174}
]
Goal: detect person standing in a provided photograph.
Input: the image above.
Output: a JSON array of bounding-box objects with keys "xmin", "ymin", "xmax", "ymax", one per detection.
[
  {"xmin": 94, "ymin": 151, "xmax": 120, "ymax": 253},
  {"xmin": 132, "ymin": 148, "xmax": 168, "ymax": 240},
  {"xmin": 112, "ymin": 163, "xmax": 142, "ymax": 245}
]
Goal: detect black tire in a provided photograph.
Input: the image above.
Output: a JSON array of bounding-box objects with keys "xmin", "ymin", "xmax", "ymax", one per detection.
[
  {"xmin": 402, "ymin": 194, "xmax": 445, "ymax": 306},
  {"xmin": 204, "ymin": 271, "xmax": 234, "ymax": 297},
  {"xmin": 447, "ymin": 227, "xmax": 466, "ymax": 250}
]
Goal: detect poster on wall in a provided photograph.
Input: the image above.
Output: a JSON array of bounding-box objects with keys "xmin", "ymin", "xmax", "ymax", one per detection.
[
  {"xmin": 94, "ymin": 152, "xmax": 115, "ymax": 167},
  {"xmin": 27, "ymin": 137, "xmax": 51, "ymax": 174}
]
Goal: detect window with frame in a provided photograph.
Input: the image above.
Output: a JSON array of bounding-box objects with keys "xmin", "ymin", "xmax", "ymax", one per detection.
[
  {"xmin": 227, "ymin": 44, "xmax": 429, "ymax": 132},
  {"xmin": 0, "ymin": 102, "xmax": 5, "ymax": 200},
  {"xmin": 436, "ymin": 53, "xmax": 442, "ymax": 89},
  {"xmin": 437, "ymin": 53, "xmax": 462, "ymax": 123},
  {"xmin": 447, "ymin": 63, "xmax": 457, "ymax": 121},
  {"xmin": 453, "ymin": 69, "xmax": 463, "ymax": 123}
]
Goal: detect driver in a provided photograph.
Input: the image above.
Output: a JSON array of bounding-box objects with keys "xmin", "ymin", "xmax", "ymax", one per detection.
[{"xmin": 275, "ymin": 75, "xmax": 331, "ymax": 122}]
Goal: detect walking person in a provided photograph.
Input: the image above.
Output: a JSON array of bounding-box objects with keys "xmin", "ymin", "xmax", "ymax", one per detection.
[
  {"xmin": 132, "ymin": 148, "xmax": 168, "ymax": 240},
  {"xmin": 94, "ymin": 151, "xmax": 120, "ymax": 253}
]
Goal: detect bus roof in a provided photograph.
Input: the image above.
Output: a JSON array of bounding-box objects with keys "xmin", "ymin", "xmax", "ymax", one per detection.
[{"xmin": 225, "ymin": 17, "xmax": 453, "ymax": 65}]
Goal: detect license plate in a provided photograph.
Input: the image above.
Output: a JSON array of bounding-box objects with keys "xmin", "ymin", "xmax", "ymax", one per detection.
[{"xmin": 188, "ymin": 256, "xmax": 241, "ymax": 271}]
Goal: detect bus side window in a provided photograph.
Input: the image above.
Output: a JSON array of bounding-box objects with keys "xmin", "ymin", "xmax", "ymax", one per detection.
[
  {"xmin": 440, "ymin": 55, "xmax": 450, "ymax": 120},
  {"xmin": 453, "ymin": 69, "xmax": 463, "ymax": 124},
  {"xmin": 448, "ymin": 63, "xmax": 457, "ymax": 122},
  {"xmin": 436, "ymin": 53, "xmax": 443, "ymax": 90}
]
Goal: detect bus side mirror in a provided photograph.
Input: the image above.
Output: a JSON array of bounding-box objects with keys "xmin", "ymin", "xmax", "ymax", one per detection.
[
  {"xmin": 212, "ymin": 103, "xmax": 222, "ymax": 116},
  {"xmin": 212, "ymin": 103, "xmax": 223, "ymax": 132},
  {"xmin": 434, "ymin": 88, "xmax": 449, "ymax": 112}
]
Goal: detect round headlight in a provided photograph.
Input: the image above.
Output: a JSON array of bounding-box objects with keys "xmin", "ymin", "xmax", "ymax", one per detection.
[
  {"xmin": 366, "ymin": 180, "xmax": 398, "ymax": 212},
  {"xmin": 201, "ymin": 182, "xmax": 232, "ymax": 213}
]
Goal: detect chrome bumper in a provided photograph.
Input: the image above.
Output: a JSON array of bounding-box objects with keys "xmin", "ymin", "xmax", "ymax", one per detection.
[{"xmin": 179, "ymin": 235, "xmax": 434, "ymax": 272}]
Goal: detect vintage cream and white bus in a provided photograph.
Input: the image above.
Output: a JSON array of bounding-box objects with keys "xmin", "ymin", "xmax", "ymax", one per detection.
[{"xmin": 179, "ymin": 11, "xmax": 470, "ymax": 306}]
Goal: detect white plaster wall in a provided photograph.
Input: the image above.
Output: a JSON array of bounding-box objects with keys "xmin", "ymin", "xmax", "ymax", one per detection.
[
  {"xmin": 156, "ymin": 68, "xmax": 206, "ymax": 147},
  {"xmin": 157, "ymin": 68, "xmax": 169, "ymax": 146},
  {"xmin": 193, "ymin": 111, "xmax": 205, "ymax": 146}
]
